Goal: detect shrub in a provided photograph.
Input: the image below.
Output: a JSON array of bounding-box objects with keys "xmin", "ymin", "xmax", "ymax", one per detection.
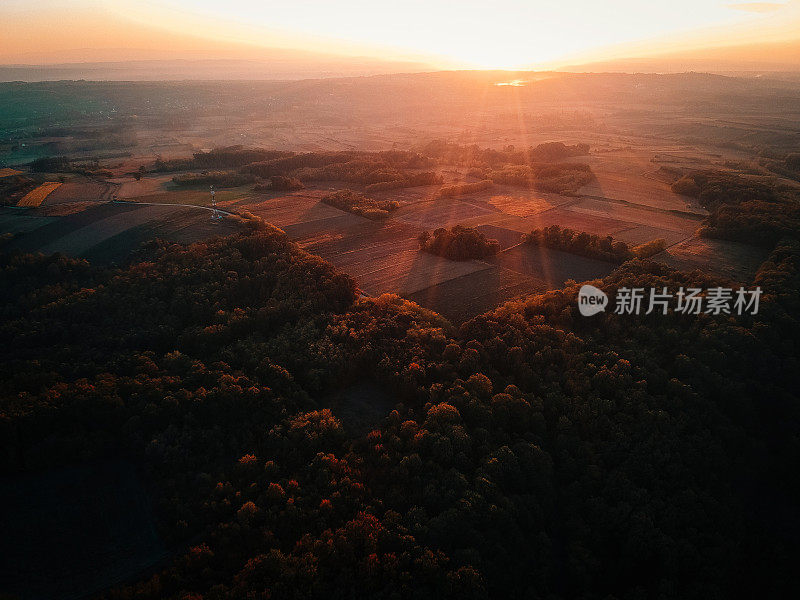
[
  {"xmin": 671, "ymin": 176, "xmax": 701, "ymax": 197},
  {"xmin": 632, "ymin": 238, "xmax": 667, "ymax": 258}
]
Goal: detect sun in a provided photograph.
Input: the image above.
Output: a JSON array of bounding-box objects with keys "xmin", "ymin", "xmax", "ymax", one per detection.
[{"xmin": 458, "ymin": 54, "xmax": 535, "ymax": 71}]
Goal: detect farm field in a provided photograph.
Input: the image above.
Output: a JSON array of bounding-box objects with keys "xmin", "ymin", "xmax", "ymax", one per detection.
[
  {"xmin": 497, "ymin": 206, "xmax": 632, "ymax": 236},
  {"xmin": 5, "ymin": 202, "xmax": 241, "ymax": 264},
  {"xmin": 613, "ymin": 225, "xmax": 690, "ymax": 246},
  {"xmin": 235, "ymin": 191, "xmax": 358, "ymax": 228},
  {"xmin": 17, "ymin": 182, "xmax": 62, "ymax": 207},
  {"xmin": 395, "ymin": 198, "xmax": 497, "ymax": 229},
  {"xmin": 43, "ymin": 178, "xmax": 115, "ymax": 204},
  {"xmin": 486, "ymin": 193, "xmax": 568, "ymax": 217},
  {"xmin": 288, "ymin": 217, "xmax": 493, "ymax": 296},
  {"xmin": 226, "ymin": 185, "xmax": 627, "ymax": 319},
  {"xmin": 0, "ymin": 208, "xmax": 57, "ymax": 234},
  {"xmin": 1, "ymin": 72, "xmax": 790, "ymax": 317},
  {"xmin": 498, "ymin": 244, "xmax": 618, "ymax": 287},
  {"xmin": 583, "ymin": 170, "xmax": 697, "ymax": 213},
  {"xmin": 0, "ymin": 151, "xmax": 767, "ymax": 318},
  {"xmin": 122, "ymin": 188, "xmax": 248, "ymax": 207},
  {"xmin": 406, "ymin": 265, "xmax": 544, "ymax": 323},
  {"xmin": 112, "ymin": 174, "xmax": 174, "ymax": 198},
  {"xmin": 580, "ymin": 149, "xmax": 710, "ymax": 214},
  {"xmin": 564, "ymin": 197, "xmax": 703, "ymax": 234},
  {"xmin": 0, "ymin": 133, "xmax": 755, "ymax": 319},
  {"xmin": 656, "ymin": 237, "xmax": 772, "ymax": 283}
]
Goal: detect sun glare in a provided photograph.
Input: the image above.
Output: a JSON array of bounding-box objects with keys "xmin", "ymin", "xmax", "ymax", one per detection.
[{"xmin": 97, "ymin": 0, "xmax": 797, "ymax": 69}]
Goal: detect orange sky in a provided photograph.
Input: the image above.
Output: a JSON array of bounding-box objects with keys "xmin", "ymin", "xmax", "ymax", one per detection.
[{"xmin": 1, "ymin": 0, "xmax": 799, "ymax": 70}]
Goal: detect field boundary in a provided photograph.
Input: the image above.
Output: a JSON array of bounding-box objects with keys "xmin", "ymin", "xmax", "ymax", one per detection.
[
  {"xmin": 113, "ymin": 199, "xmax": 235, "ymax": 217},
  {"xmin": 579, "ymin": 194, "xmax": 707, "ymax": 219}
]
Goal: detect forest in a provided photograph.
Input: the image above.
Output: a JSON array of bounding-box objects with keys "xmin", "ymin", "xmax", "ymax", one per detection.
[
  {"xmin": 142, "ymin": 143, "xmax": 596, "ymax": 198},
  {"xmin": 672, "ymin": 170, "xmax": 800, "ymax": 246},
  {"xmin": 253, "ymin": 175, "xmax": 305, "ymax": 192},
  {"xmin": 172, "ymin": 171, "xmax": 257, "ymax": 189},
  {"xmin": 1, "ymin": 215, "xmax": 798, "ymax": 599},
  {"xmin": 418, "ymin": 140, "xmax": 590, "ymax": 165},
  {"xmin": 418, "ymin": 225, "xmax": 501, "ymax": 260},
  {"xmin": 321, "ymin": 189, "xmax": 400, "ymax": 219},
  {"xmin": 524, "ymin": 225, "xmax": 666, "ymax": 263},
  {"xmin": 471, "ymin": 163, "xmax": 594, "ymax": 195},
  {"xmin": 436, "ymin": 180, "xmax": 493, "ymax": 198}
]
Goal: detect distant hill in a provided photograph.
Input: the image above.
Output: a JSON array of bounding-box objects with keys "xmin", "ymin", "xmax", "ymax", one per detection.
[
  {"xmin": 0, "ymin": 57, "xmax": 436, "ymax": 83},
  {"xmin": 560, "ymin": 38, "xmax": 800, "ymax": 75}
]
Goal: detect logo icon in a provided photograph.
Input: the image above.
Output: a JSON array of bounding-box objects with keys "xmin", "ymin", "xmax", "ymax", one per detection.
[{"xmin": 578, "ymin": 284, "xmax": 608, "ymax": 316}]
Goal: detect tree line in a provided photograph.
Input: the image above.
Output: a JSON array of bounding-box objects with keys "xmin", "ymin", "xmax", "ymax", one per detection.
[{"xmin": 524, "ymin": 225, "xmax": 666, "ymax": 263}]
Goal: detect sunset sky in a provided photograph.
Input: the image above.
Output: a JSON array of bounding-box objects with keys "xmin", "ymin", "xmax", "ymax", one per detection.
[{"xmin": 2, "ymin": 0, "xmax": 799, "ymax": 69}]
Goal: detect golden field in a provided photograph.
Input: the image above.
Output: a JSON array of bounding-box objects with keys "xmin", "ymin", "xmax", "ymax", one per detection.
[{"xmin": 17, "ymin": 182, "xmax": 62, "ymax": 207}]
